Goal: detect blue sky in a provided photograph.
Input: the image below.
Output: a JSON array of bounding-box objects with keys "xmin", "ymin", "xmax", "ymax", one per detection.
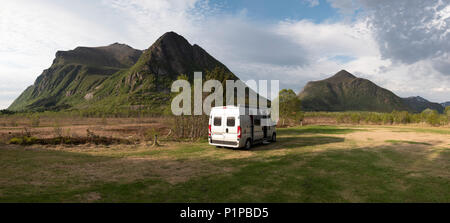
[
  {"xmin": 0, "ymin": 0, "xmax": 449, "ymax": 109},
  {"xmin": 210, "ymin": 0, "xmax": 340, "ymax": 22}
]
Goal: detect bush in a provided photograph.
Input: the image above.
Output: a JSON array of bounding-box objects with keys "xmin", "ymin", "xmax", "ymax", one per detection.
[
  {"xmin": 426, "ymin": 111, "xmax": 440, "ymax": 126},
  {"xmin": 9, "ymin": 137, "xmax": 23, "ymax": 145},
  {"xmin": 144, "ymin": 127, "xmax": 160, "ymax": 141},
  {"xmin": 24, "ymin": 136, "xmax": 37, "ymax": 145},
  {"xmin": 350, "ymin": 113, "xmax": 361, "ymax": 124},
  {"xmin": 9, "ymin": 136, "xmax": 37, "ymax": 145},
  {"xmin": 382, "ymin": 113, "xmax": 393, "ymax": 124},
  {"xmin": 336, "ymin": 113, "xmax": 346, "ymax": 124},
  {"xmin": 392, "ymin": 111, "xmax": 410, "ymax": 124}
]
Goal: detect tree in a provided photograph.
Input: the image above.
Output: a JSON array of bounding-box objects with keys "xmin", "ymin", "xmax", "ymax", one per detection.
[
  {"xmin": 275, "ymin": 89, "xmax": 302, "ymax": 126},
  {"xmin": 421, "ymin": 109, "xmax": 440, "ymax": 126},
  {"xmin": 445, "ymin": 106, "xmax": 450, "ymax": 124}
]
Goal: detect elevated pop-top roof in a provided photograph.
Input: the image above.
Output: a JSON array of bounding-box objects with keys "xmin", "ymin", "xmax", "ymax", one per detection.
[{"xmin": 211, "ymin": 105, "xmax": 271, "ymax": 115}]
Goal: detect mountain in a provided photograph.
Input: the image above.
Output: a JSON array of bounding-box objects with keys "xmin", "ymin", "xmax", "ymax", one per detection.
[
  {"xmin": 442, "ymin": 101, "xmax": 450, "ymax": 108},
  {"xmin": 402, "ymin": 96, "xmax": 444, "ymax": 113},
  {"xmin": 9, "ymin": 32, "xmax": 240, "ymax": 112},
  {"xmin": 298, "ymin": 70, "xmax": 412, "ymax": 112},
  {"xmin": 9, "ymin": 43, "xmax": 143, "ymax": 111}
]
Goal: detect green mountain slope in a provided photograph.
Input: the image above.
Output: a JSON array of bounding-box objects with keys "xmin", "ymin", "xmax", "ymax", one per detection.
[
  {"xmin": 9, "ymin": 32, "xmax": 241, "ymax": 112},
  {"xmin": 79, "ymin": 32, "xmax": 240, "ymax": 111},
  {"xmin": 9, "ymin": 43, "xmax": 142, "ymax": 111},
  {"xmin": 298, "ymin": 70, "xmax": 412, "ymax": 112}
]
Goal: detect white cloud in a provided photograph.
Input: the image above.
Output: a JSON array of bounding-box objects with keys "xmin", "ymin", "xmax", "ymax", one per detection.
[
  {"xmin": 104, "ymin": 0, "xmax": 206, "ymax": 49},
  {"xmin": 323, "ymin": 0, "xmax": 450, "ymax": 101},
  {"xmin": 329, "ymin": 0, "xmax": 450, "ymax": 75},
  {"xmin": 303, "ymin": 0, "xmax": 320, "ymax": 7},
  {"xmin": 0, "ymin": 0, "xmax": 125, "ymax": 109},
  {"xmin": 363, "ymin": 0, "xmax": 450, "ymax": 64},
  {"xmin": 195, "ymin": 17, "xmax": 310, "ymax": 67}
]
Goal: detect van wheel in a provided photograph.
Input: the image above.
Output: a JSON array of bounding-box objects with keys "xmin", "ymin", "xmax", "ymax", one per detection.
[
  {"xmin": 245, "ymin": 139, "xmax": 252, "ymax": 150},
  {"xmin": 271, "ymin": 133, "xmax": 277, "ymax": 142}
]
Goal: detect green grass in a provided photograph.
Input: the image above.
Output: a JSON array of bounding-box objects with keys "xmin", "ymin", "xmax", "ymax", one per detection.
[
  {"xmin": 390, "ymin": 127, "xmax": 450, "ymax": 135},
  {"xmin": 385, "ymin": 140, "xmax": 432, "ymax": 146},
  {"xmin": 0, "ymin": 125, "xmax": 448, "ymax": 202},
  {"xmin": 278, "ymin": 125, "xmax": 364, "ymax": 135}
]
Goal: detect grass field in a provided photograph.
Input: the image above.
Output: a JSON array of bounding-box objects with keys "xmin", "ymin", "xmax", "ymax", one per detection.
[{"xmin": 0, "ymin": 125, "xmax": 449, "ymax": 202}]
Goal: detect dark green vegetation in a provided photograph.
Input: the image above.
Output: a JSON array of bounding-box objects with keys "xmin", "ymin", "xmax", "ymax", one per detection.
[
  {"xmin": 8, "ymin": 135, "xmax": 130, "ymax": 146},
  {"xmin": 0, "ymin": 125, "xmax": 448, "ymax": 202},
  {"xmin": 403, "ymin": 96, "xmax": 444, "ymax": 114},
  {"xmin": 298, "ymin": 70, "xmax": 445, "ymax": 113},
  {"xmin": 275, "ymin": 89, "xmax": 303, "ymax": 126},
  {"xmin": 389, "ymin": 127, "xmax": 450, "ymax": 135},
  {"xmin": 305, "ymin": 109, "xmax": 450, "ymax": 126},
  {"xmin": 9, "ymin": 32, "xmax": 240, "ymax": 113},
  {"xmin": 278, "ymin": 125, "xmax": 362, "ymax": 135},
  {"xmin": 385, "ymin": 140, "xmax": 432, "ymax": 146}
]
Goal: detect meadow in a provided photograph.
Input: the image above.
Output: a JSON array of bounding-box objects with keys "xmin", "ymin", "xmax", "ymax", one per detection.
[{"xmin": 0, "ymin": 120, "xmax": 448, "ymax": 202}]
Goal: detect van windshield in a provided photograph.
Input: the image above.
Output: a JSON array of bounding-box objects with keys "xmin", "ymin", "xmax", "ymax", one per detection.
[{"xmin": 227, "ymin": 117, "xmax": 235, "ymax": 127}]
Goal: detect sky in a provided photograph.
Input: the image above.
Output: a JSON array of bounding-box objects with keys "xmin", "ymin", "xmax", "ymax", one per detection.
[{"xmin": 1, "ymin": 0, "xmax": 450, "ymax": 109}]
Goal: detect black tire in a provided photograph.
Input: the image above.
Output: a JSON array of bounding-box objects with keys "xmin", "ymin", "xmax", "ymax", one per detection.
[
  {"xmin": 271, "ymin": 133, "xmax": 277, "ymax": 142},
  {"xmin": 244, "ymin": 139, "xmax": 252, "ymax": 150}
]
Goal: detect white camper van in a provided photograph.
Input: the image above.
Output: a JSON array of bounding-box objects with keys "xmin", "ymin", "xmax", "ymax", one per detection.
[{"xmin": 208, "ymin": 105, "xmax": 276, "ymax": 149}]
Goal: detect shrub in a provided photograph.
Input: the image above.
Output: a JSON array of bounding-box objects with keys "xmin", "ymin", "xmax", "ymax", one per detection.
[
  {"xmin": 382, "ymin": 113, "xmax": 393, "ymax": 124},
  {"xmin": 426, "ymin": 110, "xmax": 440, "ymax": 126},
  {"xmin": 9, "ymin": 136, "xmax": 37, "ymax": 145},
  {"xmin": 144, "ymin": 127, "xmax": 160, "ymax": 141},
  {"xmin": 350, "ymin": 113, "xmax": 361, "ymax": 124},
  {"xmin": 23, "ymin": 136, "xmax": 37, "ymax": 145},
  {"xmin": 336, "ymin": 113, "xmax": 346, "ymax": 124},
  {"xmin": 9, "ymin": 137, "xmax": 23, "ymax": 145}
]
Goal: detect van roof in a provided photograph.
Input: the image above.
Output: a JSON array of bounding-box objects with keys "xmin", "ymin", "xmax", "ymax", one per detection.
[
  {"xmin": 210, "ymin": 105, "xmax": 271, "ymax": 115},
  {"xmin": 211, "ymin": 105, "xmax": 269, "ymax": 109}
]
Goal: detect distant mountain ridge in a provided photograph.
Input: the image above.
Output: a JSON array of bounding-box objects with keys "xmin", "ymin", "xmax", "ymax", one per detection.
[
  {"xmin": 402, "ymin": 96, "xmax": 444, "ymax": 114},
  {"xmin": 442, "ymin": 101, "xmax": 450, "ymax": 108},
  {"xmin": 298, "ymin": 70, "xmax": 444, "ymax": 113},
  {"xmin": 54, "ymin": 43, "xmax": 142, "ymax": 68},
  {"xmin": 298, "ymin": 70, "xmax": 411, "ymax": 112},
  {"xmin": 9, "ymin": 32, "xmax": 240, "ymax": 112}
]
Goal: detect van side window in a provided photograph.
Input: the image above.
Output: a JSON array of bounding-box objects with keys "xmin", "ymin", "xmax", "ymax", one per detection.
[
  {"xmin": 227, "ymin": 117, "xmax": 235, "ymax": 127},
  {"xmin": 254, "ymin": 116, "xmax": 261, "ymax": 126},
  {"xmin": 214, "ymin": 117, "xmax": 222, "ymax": 126}
]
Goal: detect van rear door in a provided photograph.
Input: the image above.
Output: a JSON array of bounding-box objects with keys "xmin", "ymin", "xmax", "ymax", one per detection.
[
  {"xmin": 211, "ymin": 112, "xmax": 225, "ymax": 142},
  {"xmin": 223, "ymin": 116, "xmax": 238, "ymax": 142}
]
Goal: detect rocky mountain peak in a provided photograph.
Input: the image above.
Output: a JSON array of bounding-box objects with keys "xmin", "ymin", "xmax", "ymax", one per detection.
[{"xmin": 328, "ymin": 70, "xmax": 357, "ymax": 81}]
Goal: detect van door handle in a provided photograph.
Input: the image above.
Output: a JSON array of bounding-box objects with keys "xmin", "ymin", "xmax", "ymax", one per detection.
[{"xmin": 226, "ymin": 128, "xmax": 228, "ymax": 133}]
